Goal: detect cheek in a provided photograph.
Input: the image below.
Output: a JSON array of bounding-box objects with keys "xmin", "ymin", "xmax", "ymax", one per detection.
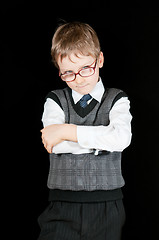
[
  {"xmin": 89, "ymin": 73, "xmax": 99, "ymax": 86},
  {"xmin": 66, "ymin": 82, "xmax": 75, "ymax": 89}
]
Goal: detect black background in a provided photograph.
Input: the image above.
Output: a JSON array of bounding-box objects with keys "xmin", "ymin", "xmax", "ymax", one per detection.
[{"xmin": 1, "ymin": 4, "xmax": 159, "ymax": 240}]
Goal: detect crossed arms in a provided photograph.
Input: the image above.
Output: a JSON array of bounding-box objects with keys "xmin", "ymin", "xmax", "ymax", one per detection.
[{"xmin": 41, "ymin": 97, "xmax": 132, "ymax": 154}]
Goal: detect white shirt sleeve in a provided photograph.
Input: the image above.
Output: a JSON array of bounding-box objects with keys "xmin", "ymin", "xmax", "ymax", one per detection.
[
  {"xmin": 77, "ymin": 97, "xmax": 132, "ymax": 152},
  {"xmin": 42, "ymin": 96, "xmax": 132, "ymax": 154},
  {"xmin": 42, "ymin": 98, "xmax": 91, "ymax": 154}
]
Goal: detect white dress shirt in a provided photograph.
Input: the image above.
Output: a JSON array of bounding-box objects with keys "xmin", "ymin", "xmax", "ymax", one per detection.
[{"xmin": 42, "ymin": 78, "xmax": 132, "ymax": 154}]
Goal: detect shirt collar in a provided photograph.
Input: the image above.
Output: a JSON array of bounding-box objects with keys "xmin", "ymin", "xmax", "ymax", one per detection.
[{"xmin": 72, "ymin": 77, "xmax": 105, "ymax": 104}]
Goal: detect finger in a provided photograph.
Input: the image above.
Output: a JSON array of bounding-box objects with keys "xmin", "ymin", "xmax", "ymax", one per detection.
[
  {"xmin": 42, "ymin": 139, "xmax": 47, "ymax": 150},
  {"xmin": 41, "ymin": 137, "xmax": 45, "ymax": 145},
  {"xmin": 40, "ymin": 128, "xmax": 45, "ymax": 133},
  {"xmin": 47, "ymin": 145, "xmax": 52, "ymax": 154},
  {"xmin": 44, "ymin": 142, "xmax": 48, "ymax": 149},
  {"xmin": 41, "ymin": 134, "xmax": 47, "ymax": 145},
  {"xmin": 41, "ymin": 134, "xmax": 45, "ymax": 141}
]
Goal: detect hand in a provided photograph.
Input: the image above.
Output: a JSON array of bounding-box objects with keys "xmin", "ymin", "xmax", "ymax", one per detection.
[
  {"xmin": 41, "ymin": 124, "xmax": 64, "ymax": 153},
  {"xmin": 41, "ymin": 124, "xmax": 78, "ymax": 153}
]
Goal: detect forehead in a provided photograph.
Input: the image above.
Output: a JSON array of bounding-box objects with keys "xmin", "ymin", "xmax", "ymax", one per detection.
[{"xmin": 58, "ymin": 53, "xmax": 95, "ymax": 71}]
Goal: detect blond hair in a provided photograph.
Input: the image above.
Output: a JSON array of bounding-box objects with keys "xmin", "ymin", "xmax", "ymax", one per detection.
[{"xmin": 51, "ymin": 22, "xmax": 101, "ymax": 68}]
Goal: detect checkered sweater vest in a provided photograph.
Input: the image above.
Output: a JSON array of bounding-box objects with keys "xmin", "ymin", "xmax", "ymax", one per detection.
[{"xmin": 47, "ymin": 87, "xmax": 126, "ymax": 191}]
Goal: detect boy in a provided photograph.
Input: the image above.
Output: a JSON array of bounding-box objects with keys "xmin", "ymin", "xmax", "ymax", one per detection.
[{"xmin": 38, "ymin": 22, "xmax": 132, "ymax": 240}]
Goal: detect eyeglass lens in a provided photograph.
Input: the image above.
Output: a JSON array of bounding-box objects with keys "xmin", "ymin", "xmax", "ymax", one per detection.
[{"xmin": 61, "ymin": 60, "xmax": 97, "ymax": 82}]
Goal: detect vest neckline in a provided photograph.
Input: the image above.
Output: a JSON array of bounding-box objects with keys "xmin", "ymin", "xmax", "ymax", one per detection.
[{"xmin": 67, "ymin": 88, "xmax": 98, "ymax": 118}]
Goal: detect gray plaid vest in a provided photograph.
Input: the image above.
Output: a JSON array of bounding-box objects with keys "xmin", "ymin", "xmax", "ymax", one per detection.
[{"xmin": 47, "ymin": 87, "xmax": 125, "ymax": 191}]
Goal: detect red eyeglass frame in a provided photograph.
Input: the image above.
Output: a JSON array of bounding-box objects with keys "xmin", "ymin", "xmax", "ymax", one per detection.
[{"xmin": 59, "ymin": 59, "xmax": 97, "ymax": 82}]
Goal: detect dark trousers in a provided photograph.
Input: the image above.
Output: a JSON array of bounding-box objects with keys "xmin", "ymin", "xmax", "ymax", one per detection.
[{"xmin": 37, "ymin": 200, "xmax": 126, "ymax": 240}]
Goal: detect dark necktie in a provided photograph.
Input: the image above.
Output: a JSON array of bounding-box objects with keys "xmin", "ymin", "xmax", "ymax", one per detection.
[{"xmin": 79, "ymin": 94, "xmax": 92, "ymax": 108}]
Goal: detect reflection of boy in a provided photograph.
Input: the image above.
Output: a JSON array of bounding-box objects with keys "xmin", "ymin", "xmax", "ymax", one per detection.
[{"xmin": 38, "ymin": 22, "xmax": 132, "ymax": 240}]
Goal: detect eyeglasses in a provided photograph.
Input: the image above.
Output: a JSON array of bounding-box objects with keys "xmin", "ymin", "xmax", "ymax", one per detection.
[{"xmin": 59, "ymin": 59, "xmax": 97, "ymax": 82}]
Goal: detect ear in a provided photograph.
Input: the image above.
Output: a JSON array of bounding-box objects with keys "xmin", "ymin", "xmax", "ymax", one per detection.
[{"xmin": 98, "ymin": 51, "xmax": 104, "ymax": 68}]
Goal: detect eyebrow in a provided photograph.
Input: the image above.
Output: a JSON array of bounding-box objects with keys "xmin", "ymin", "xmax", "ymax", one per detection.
[{"xmin": 60, "ymin": 61, "xmax": 93, "ymax": 74}]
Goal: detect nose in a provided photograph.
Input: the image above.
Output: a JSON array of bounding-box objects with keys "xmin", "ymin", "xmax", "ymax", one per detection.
[{"xmin": 75, "ymin": 74, "xmax": 85, "ymax": 84}]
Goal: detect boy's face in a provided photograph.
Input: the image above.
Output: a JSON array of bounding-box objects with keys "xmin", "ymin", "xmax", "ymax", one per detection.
[{"xmin": 58, "ymin": 52, "xmax": 104, "ymax": 95}]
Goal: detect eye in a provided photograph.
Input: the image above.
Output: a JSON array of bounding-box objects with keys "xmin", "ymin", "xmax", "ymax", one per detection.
[
  {"xmin": 62, "ymin": 70, "xmax": 73, "ymax": 75},
  {"xmin": 82, "ymin": 65, "xmax": 90, "ymax": 70}
]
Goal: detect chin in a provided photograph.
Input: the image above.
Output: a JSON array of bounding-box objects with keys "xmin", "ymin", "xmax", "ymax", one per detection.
[
  {"xmin": 76, "ymin": 86, "xmax": 92, "ymax": 95},
  {"xmin": 78, "ymin": 89, "xmax": 90, "ymax": 95}
]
